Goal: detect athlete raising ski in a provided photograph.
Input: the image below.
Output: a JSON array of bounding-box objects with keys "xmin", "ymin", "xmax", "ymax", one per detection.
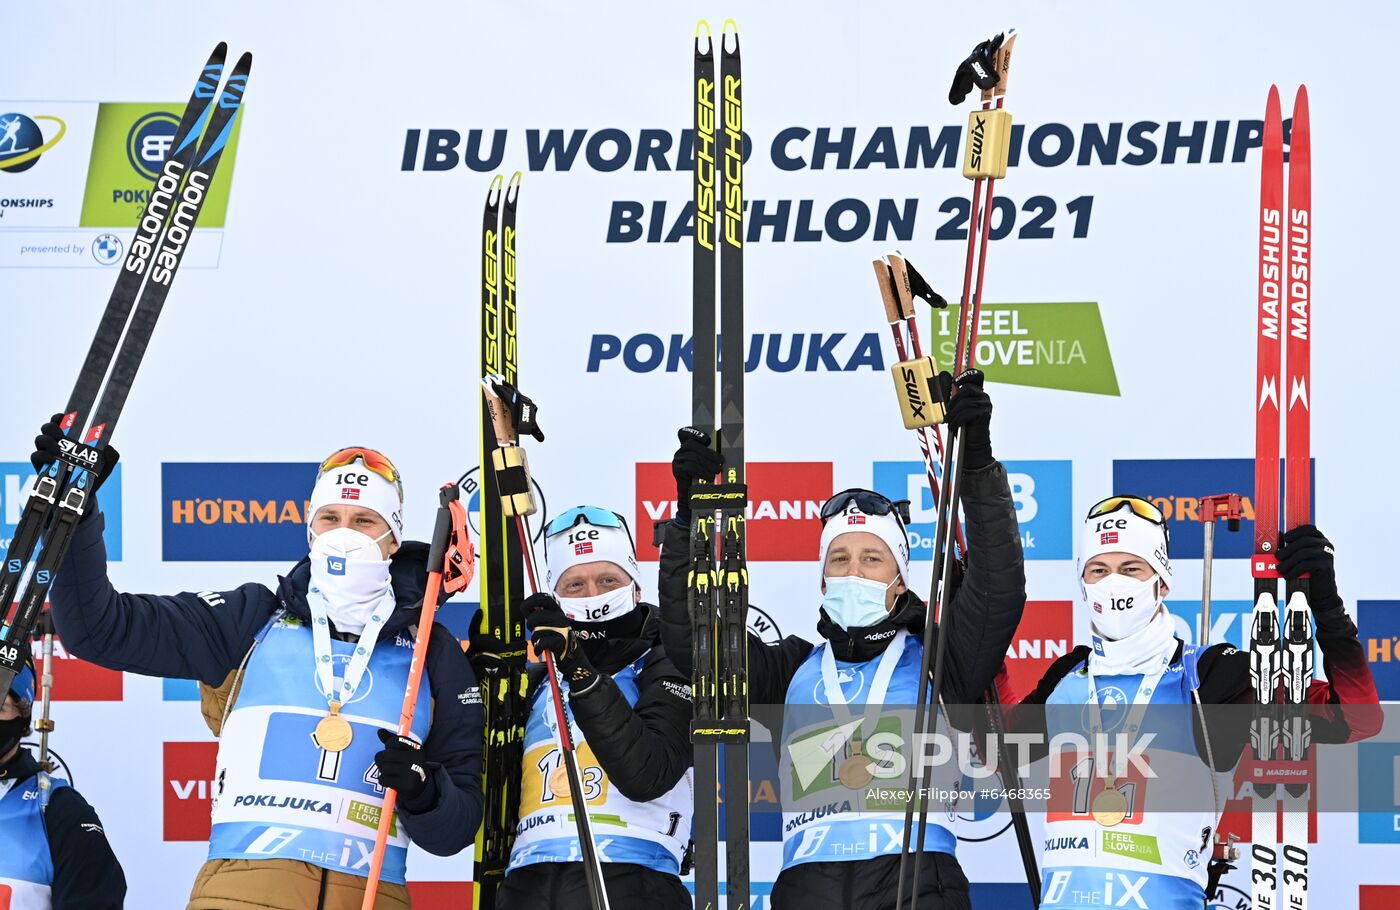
[
  {"xmin": 489, "ymin": 505, "xmax": 695, "ymax": 910},
  {"xmin": 1010, "ymin": 496, "xmax": 1380, "ymax": 910},
  {"xmin": 658, "ymin": 375, "xmax": 1025, "ymax": 910},
  {"xmin": 39, "ymin": 435, "xmax": 484, "ymax": 910}
]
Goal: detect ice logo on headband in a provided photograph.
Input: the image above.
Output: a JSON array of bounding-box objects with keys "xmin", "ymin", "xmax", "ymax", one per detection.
[{"xmin": 327, "ymin": 555, "xmax": 346, "ymax": 576}]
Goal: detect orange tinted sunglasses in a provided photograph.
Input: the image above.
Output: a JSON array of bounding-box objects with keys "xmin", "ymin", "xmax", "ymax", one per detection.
[{"xmin": 319, "ymin": 447, "xmax": 403, "ymax": 500}]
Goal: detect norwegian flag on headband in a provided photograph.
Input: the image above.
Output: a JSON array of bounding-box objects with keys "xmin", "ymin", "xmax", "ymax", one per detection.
[
  {"xmin": 848, "ymin": 514, "xmax": 866, "ymax": 525},
  {"xmin": 1100, "ymin": 531, "xmax": 1118, "ymax": 545},
  {"xmin": 575, "ymin": 542, "xmax": 594, "ymax": 555},
  {"xmin": 341, "ymin": 488, "xmax": 361, "ymax": 501}
]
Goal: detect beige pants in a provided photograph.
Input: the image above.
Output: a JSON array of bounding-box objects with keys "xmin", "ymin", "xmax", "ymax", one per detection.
[{"xmin": 187, "ymin": 858, "xmax": 413, "ymax": 910}]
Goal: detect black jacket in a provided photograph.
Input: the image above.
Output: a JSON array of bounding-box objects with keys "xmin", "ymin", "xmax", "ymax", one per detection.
[
  {"xmin": 49, "ymin": 507, "xmax": 485, "ymax": 857},
  {"xmin": 658, "ymin": 461, "xmax": 1027, "ymax": 710},
  {"xmin": 0, "ymin": 748, "xmax": 126, "ymax": 909},
  {"xmin": 521, "ymin": 607, "xmax": 693, "ymax": 807}
]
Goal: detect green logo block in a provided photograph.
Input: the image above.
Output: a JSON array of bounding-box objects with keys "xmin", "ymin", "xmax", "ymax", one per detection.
[
  {"xmin": 1101, "ymin": 830, "xmax": 1161, "ymax": 865},
  {"xmin": 79, "ymin": 102, "xmax": 243, "ymax": 228},
  {"xmin": 347, "ymin": 799, "xmax": 397, "ymax": 837},
  {"xmin": 924, "ymin": 302, "xmax": 1120, "ymax": 396}
]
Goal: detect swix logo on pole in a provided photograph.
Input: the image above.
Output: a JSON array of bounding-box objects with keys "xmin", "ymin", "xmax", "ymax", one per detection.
[
  {"xmin": 163, "ymin": 741, "xmax": 220, "ymax": 841},
  {"xmin": 634, "ymin": 461, "xmax": 831, "ymax": 561}
]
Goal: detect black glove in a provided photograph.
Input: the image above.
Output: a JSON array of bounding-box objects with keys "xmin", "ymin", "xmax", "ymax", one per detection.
[
  {"xmin": 31, "ymin": 413, "xmax": 119, "ymax": 492},
  {"xmin": 373, "ymin": 728, "xmax": 434, "ymax": 808},
  {"xmin": 1277, "ymin": 524, "xmax": 1339, "ymax": 607},
  {"xmin": 672, "ymin": 426, "xmax": 724, "ymax": 526},
  {"xmin": 525, "ymin": 592, "xmax": 599, "ymax": 692},
  {"xmin": 944, "ymin": 369, "xmax": 994, "ymax": 470},
  {"xmin": 948, "ymin": 32, "xmax": 1004, "ymax": 105}
]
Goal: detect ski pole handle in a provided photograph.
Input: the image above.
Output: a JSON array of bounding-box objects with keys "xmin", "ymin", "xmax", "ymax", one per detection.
[{"xmin": 360, "ymin": 503, "xmax": 454, "ymax": 910}]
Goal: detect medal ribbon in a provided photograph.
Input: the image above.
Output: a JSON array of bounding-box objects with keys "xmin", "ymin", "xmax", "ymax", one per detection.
[
  {"xmin": 306, "ymin": 586, "xmax": 398, "ymax": 710},
  {"xmin": 820, "ymin": 629, "xmax": 907, "ymax": 737}
]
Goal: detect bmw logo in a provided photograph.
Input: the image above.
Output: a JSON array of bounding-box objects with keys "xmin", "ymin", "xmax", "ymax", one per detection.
[{"xmin": 91, "ymin": 234, "xmax": 123, "ymax": 265}]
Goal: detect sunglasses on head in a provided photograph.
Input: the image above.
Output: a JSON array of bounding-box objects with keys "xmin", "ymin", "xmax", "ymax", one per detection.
[
  {"xmin": 1086, "ymin": 495, "xmax": 1170, "ymax": 545},
  {"xmin": 318, "ymin": 447, "xmax": 403, "ymax": 500},
  {"xmin": 819, "ymin": 488, "xmax": 913, "ymax": 527},
  {"xmin": 545, "ymin": 506, "xmax": 635, "ymax": 546}
]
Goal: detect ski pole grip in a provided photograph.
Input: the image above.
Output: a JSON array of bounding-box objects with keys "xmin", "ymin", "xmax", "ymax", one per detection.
[
  {"xmin": 963, "ymin": 108, "xmax": 1012, "ymax": 180},
  {"xmin": 891, "ymin": 356, "xmax": 946, "ymax": 429},
  {"xmin": 427, "ymin": 503, "xmax": 454, "ymax": 574}
]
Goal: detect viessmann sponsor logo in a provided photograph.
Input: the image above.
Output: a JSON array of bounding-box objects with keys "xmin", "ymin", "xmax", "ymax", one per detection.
[
  {"xmin": 1111, "ymin": 458, "xmax": 1315, "ymax": 560},
  {"xmin": 162, "ymin": 462, "xmax": 318, "ymax": 561},
  {"xmin": 634, "ymin": 461, "xmax": 832, "ymax": 562},
  {"xmin": 164, "ymin": 741, "xmax": 219, "ymax": 841},
  {"xmin": 1003, "ymin": 600, "xmax": 1072, "ymax": 698}
]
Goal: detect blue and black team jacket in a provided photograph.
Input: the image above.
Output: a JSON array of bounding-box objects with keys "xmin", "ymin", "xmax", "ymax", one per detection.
[{"xmin": 48, "ymin": 506, "xmax": 485, "ymax": 861}]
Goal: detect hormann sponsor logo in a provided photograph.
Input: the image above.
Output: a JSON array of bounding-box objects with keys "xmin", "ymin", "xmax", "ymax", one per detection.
[
  {"xmin": 1110, "ymin": 458, "xmax": 1315, "ymax": 560},
  {"xmin": 1359, "ymin": 601, "xmax": 1400, "ymax": 701},
  {"xmin": 161, "ymin": 462, "xmax": 318, "ymax": 561}
]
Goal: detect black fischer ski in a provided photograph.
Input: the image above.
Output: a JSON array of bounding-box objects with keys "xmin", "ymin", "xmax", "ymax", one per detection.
[
  {"xmin": 688, "ymin": 19, "xmax": 721, "ymax": 910},
  {"xmin": 0, "ymin": 48, "xmax": 251, "ymax": 692},
  {"xmin": 471, "ymin": 172, "xmax": 529, "ymax": 909},
  {"xmin": 689, "ymin": 18, "xmax": 750, "ymax": 910}
]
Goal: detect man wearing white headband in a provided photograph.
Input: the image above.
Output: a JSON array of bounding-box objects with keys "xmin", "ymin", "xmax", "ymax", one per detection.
[
  {"xmin": 658, "ymin": 371, "xmax": 1028, "ymax": 910},
  {"xmin": 39, "ymin": 433, "xmax": 485, "ymax": 910},
  {"xmin": 489, "ymin": 506, "xmax": 695, "ymax": 910},
  {"xmin": 1008, "ymin": 496, "xmax": 1381, "ymax": 910}
]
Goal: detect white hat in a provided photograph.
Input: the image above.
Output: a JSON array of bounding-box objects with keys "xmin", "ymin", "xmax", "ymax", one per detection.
[
  {"xmin": 307, "ymin": 453, "xmax": 405, "ymax": 544},
  {"xmin": 1077, "ymin": 500, "xmax": 1171, "ymax": 582},
  {"xmin": 818, "ymin": 503, "xmax": 912, "ymax": 588},
  {"xmin": 544, "ymin": 509, "xmax": 641, "ymax": 593}
]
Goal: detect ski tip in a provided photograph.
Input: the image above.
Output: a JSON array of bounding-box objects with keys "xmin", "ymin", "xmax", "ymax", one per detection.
[
  {"xmin": 487, "ymin": 173, "xmax": 504, "ymax": 202},
  {"xmin": 1267, "ymin": 84, "xmax": 1281, "ymax": 106},
  {"xmin": 209, "ymin": 42, "xmax": 229, "ymax": 64},
  {"xmin": 1294, "ymin": 84, "xmax": 1309, "ymax": 111},
  {"xmin": 722, "ymin": 18, "xmax": 739, "ymax": 53},
  {"xmin": 696, "ymin": 19, "xmax": 711, "ymax": 39},
  {"xmin": 506, "ymin": 171, "xmax": 523, "ymax": 202}
]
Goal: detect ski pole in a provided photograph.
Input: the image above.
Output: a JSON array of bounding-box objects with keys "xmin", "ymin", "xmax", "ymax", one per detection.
[
  {"xmin": 1197, "ymin": 494, "xmax": 1244, "ymax": 645},
  {"xmin": 35, "ymin": 609, "xmax": 56, "ymax": 810},
  {"xmin": 483, "ymin": 376, "xmax": 612, "ymax": 910},
  {"xmin": 360, "ymin": 484, "xmax": 470, "ymax": 910}
]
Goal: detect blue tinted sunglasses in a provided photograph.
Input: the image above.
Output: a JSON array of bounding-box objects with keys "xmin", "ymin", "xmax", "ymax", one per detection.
[{"xmin": 545, "ymin": 506, "xmax": 631, "ymax": 540}]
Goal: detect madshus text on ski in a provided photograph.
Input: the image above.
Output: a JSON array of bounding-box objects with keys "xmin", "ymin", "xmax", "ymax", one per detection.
[{"xmin": 2, "ymin": 25, "xmax": 1384, "ymax": 910}]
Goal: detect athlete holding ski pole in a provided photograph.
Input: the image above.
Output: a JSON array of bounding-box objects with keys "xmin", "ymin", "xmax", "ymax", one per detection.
[
  {"xmin": 490, "ymin": 505, "xmax": 696, "ymax": 910},
  {"xmin": 1006, "ymin": 497, "xmax": 1380, "ymax": 910},
  {"xmin": 39, "ymin": 438, "xmax": 484, "ymax": 910},
  {"xmin": 656, "ymin": 373, "xmax": 1025, "ymax": 910}
]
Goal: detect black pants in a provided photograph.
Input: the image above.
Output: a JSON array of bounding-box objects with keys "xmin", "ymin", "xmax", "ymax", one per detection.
[
  {"xmin": 769, "ymin": 852, "xmax": 972, "ymax": 910},
  {"xmin": 497, "ymin": 862, "xmax": 692, "ymax": 910}
]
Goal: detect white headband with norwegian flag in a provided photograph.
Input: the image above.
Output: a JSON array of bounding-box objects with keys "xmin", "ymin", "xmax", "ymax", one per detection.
[
  {"xmin": 1077, "ymin": 506, "xmax": 1172, "ymax": 582},
  {"xmin": 306, "ymin": 459, "xmax": 405, "ymax": 544}
]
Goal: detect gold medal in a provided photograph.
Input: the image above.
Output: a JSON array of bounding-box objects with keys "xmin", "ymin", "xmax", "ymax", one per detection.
[
  {"xmin": 1091, "ymin": 778, "xmax": 1129, "ymax": 827},
  {"xmin": 549, "ymin": 766, "xmax": 572, "ymax": 799},
  {"xmin": 839, "ymin": 737, "xmax": 873, "ymax": 789},
  {"xmin": 314, "ymin": 701, "xmax": 353, "ymax": 753}
]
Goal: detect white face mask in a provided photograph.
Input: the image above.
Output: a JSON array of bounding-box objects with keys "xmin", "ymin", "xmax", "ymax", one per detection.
[
  {"xmin": 1083, "ymin": 573, "xmax": 1163, "ymax": 641},
  {"xmin": 557, "ymin": 585, "xmax": 636, "ymax": 624},
  {"xmin": 309, "ymin": 527, "xmax": 393, "ymax": 634},
  {"xmin": 822, "ymin": 574, "xmax": 896, "ymax": 630}
]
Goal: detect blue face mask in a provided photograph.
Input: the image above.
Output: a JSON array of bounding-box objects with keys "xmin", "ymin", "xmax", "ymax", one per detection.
[{"xmin": 822, "ymin": 574, "xmax": 896, "ymax": 630}]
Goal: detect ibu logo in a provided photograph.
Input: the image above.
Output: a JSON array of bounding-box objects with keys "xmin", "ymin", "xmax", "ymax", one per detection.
[
  {"xmin": 126, "ymin": 111, "xmax": 180, "ymax": 180},
  {"xmin": 326, "ymin": 555, "xmax": 345, "ymax": 576}
]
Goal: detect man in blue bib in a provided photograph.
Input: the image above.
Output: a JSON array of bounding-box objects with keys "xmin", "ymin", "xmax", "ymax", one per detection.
[
  {"xmin": 0, "ymin": 646, "xmax": 126, "ymax": 909},
  {"xmin": 492, "ymin": 505, "xmax": 695, "ymax": 910},
  {"xmin": 39, "ymin": 434, "xmax": 484, "ymax": 910},
  {"xmin": 1012, "ymin": 496, "xmax": 1381, "ymax": 910},
  {"xmin": 657, "ymin": 376, "xmax": 1026, "ymax": 910}
]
